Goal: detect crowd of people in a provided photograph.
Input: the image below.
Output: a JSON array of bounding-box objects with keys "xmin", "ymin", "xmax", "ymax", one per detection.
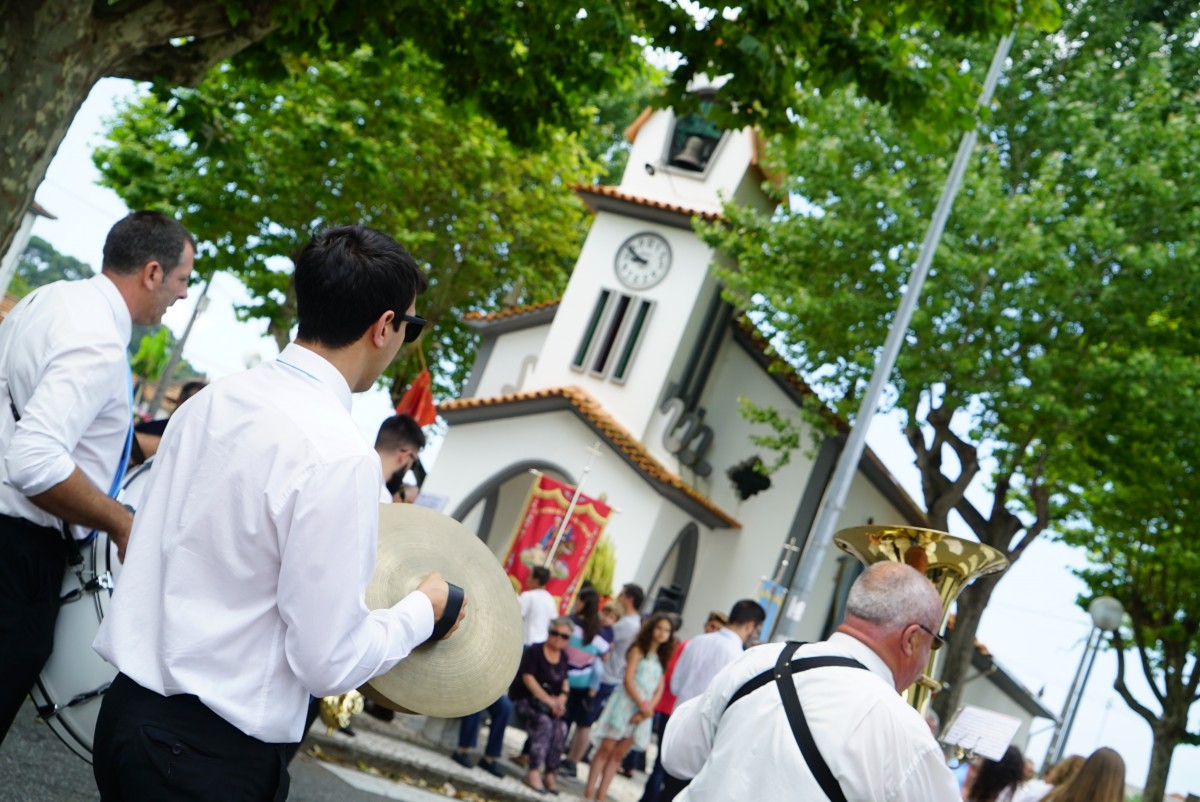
[
  {"xmin": 962, "ymin": 746, "xmax": 1127, "ymax": 802},
  {"xmin": 444, "ymin": 575, "xmax": 766, "ymax": 799}
]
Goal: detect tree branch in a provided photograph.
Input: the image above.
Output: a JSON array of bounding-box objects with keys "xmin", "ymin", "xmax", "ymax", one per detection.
[
  {"xmin": 923, "ymin": 401, "xmax": 981, "ymax": 522},
  {"xmin": 1111, "ymin": 633, "xmax": 1160, "ymax": 722},
  {"xmin": 99, "ymin": 1, "xmax": 279, "ymax": 86}
]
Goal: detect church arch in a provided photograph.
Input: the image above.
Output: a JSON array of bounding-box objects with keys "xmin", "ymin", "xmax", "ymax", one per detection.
[
  {"xmin": 644, "ymin": 522, "xmax": 699, "ymax": 615},
  {"xmin": 451, "ymin": 460, "xmax": 575, "ymax": 559}
]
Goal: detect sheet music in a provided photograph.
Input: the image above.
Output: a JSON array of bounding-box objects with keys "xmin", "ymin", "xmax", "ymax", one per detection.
[
  {"xmin": 412, "ymin": 492, "xmax": 450, "ymax": 513},
  {"xmin": 940, "ymin": 705, "xmax": 1022, "ymax": 761}
]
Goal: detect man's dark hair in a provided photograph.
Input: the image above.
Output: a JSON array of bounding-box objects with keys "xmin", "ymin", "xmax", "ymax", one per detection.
[
  {"xmin": 177, "ymin": 381, "xmax": 207, "ymax": 403},
  {"xmin": 375, "ymin": 414, "xmax": 426, "ymax": 453},
  {"xmin": 102, "ymin": 211, "xmax": 194, "ymax": 277},
  {"xmin": 294, "ymin": 225, "xmax": 428, "ymax": 349},
  {"xmin": 622, "ymin": 583, "xmax": 645, "ymax": 611},
  {"xmin": 728, "ymin": 599, "xmax": 766, "ymax": 626},
  {"xmin": 530, "ymin": 566, "xmax": 551, "ymax": 586}
]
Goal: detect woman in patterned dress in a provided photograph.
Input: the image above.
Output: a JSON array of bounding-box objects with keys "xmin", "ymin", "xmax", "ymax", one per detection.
[{"xmin": 583, "ymin": 613, "xmax": 677, "ymax": 801}]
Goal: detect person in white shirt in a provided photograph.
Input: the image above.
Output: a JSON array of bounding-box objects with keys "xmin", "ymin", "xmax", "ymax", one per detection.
[
  {"xmin": 0, "ymin": 211, "xmax": 194, "ymax": 748},
  {"xmin": 667, "ymin": 599, "xmax": 765, "ymax": 709},
  {"xmin": 92, "ymin": 225, "xmax": 464, "ymax": 801},
  {"xmin": 519, "ymin": 566, "xmax": 559, "ymax": 646},
  {"xmin": 660, "ymin": 562, "xmax": 960, "ymax": 802}
]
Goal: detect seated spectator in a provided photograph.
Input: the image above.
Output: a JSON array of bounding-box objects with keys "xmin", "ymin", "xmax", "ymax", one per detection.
[{"xmin": 510, "ymin": 617, "xmax": 572, "ymax": 793}]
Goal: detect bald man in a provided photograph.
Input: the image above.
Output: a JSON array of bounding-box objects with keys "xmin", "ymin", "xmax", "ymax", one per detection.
[{"xmin": 661, "ymin": 562, "xmax": 959, "ymax": 802}]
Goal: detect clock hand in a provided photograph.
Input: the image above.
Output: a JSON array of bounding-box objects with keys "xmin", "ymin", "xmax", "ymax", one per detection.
[{"xmin": 626, "ymin": 246, "xmax": 648, "ymax": 264}]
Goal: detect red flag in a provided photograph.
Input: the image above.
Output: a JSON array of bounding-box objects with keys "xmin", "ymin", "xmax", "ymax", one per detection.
[
  {"xmin": 395, "ymin": 368, "xmax": 437, "ymax": 427},
  {"xmin": 503, "ymin": 475, "xmax": 614, "ymax": 615}
]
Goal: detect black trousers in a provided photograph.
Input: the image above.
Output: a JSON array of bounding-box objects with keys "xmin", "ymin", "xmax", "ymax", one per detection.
[
  {"xmin": 659, "ymin": 771, "xmax": 691, "ymax": 802},
  {"xmin": 94, "ymin": 673, "xmax": 294, "ymax": 802},
  {"xmin": 0, "ymin": 514, "xmax": 69, "ymax": 747}
]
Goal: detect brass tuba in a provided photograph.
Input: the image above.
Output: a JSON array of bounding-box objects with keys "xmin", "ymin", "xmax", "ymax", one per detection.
[{"xmin": 833, "ymin": 525, "xmax": 1009, "ymax": 715}]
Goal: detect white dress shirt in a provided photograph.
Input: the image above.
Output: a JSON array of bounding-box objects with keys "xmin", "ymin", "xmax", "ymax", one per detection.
[
  {"xmin": 662, "ymin": 633, "xmax": 961, "ymax": 802},
  {"xmin": 669, "ymin": 626, "xmax": 744, "ymax": 704},
  {"xmin": 94, "ymin": 343, "xmax": 434, "ymax": 743},
  {"xmin": 0, "ymin": 276, "xmax": 131, "ymax": 537},
  {"xmin": 519, "ymin": 587, "xmax": 558, "ymax": 645}
]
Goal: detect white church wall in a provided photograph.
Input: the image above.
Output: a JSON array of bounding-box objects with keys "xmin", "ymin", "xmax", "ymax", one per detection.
[
  {"xmin": 423, "ymin": 410, "xmax": 677, "ymax": 596},
  {"xmin": 469, "ymin": 324, "xmax": 550, "ymax": 399},
  {"xmin": 528, "ymin": 213, "xmax": 719, "ymax": 437}
]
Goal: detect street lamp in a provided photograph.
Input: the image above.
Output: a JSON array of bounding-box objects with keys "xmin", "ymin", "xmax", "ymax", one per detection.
[{"xmin": 1041, "ymin": 596, "xmax": 1125, "ymax": 772}]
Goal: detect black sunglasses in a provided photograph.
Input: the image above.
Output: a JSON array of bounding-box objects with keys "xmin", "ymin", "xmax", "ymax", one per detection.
[
  {"xmin": 394, "ymin": 313, "xmax": 425, "ymax": 343},
  {"xmin": 549, "ymin": 631, "xmax": 572, "ymax": 640},
  {"xmin": 916, "ymin": 623, "xmax": 945, "ymax": 651}
]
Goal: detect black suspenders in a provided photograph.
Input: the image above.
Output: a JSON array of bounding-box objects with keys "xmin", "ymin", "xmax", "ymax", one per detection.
[{"xmin": 723, "ymin": 642, "xmax": 867, "ymax": 802}]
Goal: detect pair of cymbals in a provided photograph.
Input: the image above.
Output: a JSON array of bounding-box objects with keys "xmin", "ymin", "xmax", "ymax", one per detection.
[{"xmin": 362, "ymin": 503, "xmax": 523, "ymax": 718}]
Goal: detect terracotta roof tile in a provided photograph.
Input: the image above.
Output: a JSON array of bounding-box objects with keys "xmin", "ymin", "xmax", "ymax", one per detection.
[
  {"xmin": 463, "ymin": 298, "xmax": 562, "ymax": 322},
  {"xmin": 439, "ymin": 386, "xmax": 740, "ymax": 528},
  {"xmin": 572, "ymin": 184, "xmax": 724, "ymax": 223}
]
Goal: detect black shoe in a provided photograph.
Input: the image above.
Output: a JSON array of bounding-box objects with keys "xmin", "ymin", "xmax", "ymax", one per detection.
[
  {"xmin": 338, "ymin": 726, "xmax": 356, "ymax": 737},
  {"xmin": 451, "ymin": 751, "xmax": 475, "ymax": 769},
  {"xmin": 479, "ymin": 758, "xmax": 505, "ymax": 778},
  {"xmin": 557, "ymin": 760, "xmax": 576, "ymax": 777}
]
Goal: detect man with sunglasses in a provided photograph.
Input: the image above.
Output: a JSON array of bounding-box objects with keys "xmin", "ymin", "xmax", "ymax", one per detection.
[
  {"xmin": 661, "ymin": 562, "xmax": 959, "ymax": 802},
  {"xmin": 92, "ymin": 225, "xmax": 463, "ymax": 801}
]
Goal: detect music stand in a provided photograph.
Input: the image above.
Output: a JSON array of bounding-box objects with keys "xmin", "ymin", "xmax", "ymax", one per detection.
[{"xmin": 940, "ymin": 704, "xmax": 1022, "ymax": 761}]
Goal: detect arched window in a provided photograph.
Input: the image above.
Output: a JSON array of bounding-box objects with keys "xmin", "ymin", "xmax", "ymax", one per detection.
[
  {"xmin": 450, "ymin": 461, "xmax": 574, "ymax": 561},
  {"xmin": 644, "ymin": 522, "xmax": 699, "ymax": 614}
]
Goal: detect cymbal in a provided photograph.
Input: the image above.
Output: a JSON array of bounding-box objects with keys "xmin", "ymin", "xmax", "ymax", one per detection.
[{"xmin": 362, "ymin": 503, "xmax": 523, "ymax": 718}]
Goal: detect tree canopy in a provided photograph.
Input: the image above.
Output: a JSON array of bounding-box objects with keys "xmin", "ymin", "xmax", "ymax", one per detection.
[
  {"xmin": 2, "ymin": 0, "xmax": 1059, "ymax": 261},
  {"xmin": 9, "ymin": 235, "xmax": 94, "ymax": 296},
  {"xmin": 94, "ymin": 43, "xmax": 609, "ymax": 397},
  {"xmin": 699, "ymin": 0, "xmax": 1200, "ymax": 752}
]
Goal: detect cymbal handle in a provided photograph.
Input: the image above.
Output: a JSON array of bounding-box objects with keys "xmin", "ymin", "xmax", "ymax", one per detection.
[{"xmin": 427, "ymin": 582, "xmax": 464, "ymax": 643}]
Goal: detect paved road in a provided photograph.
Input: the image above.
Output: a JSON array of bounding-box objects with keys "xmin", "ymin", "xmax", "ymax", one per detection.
[{"xmin": 0, "ymin": 700, "xmax": 410, "ymax": 802}]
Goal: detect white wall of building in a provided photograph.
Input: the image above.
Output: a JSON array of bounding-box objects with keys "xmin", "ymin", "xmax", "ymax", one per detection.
[
  {"xmin": 422, "ymin": 411, "xmax": 681, "ymax": 592},
  {"xmin": 468, "ymin": 323, "xmax": 550, "ymax": 399},
  {"xmin": 527, "ymin": 213, "xmax": 719, "ymax": 437}
]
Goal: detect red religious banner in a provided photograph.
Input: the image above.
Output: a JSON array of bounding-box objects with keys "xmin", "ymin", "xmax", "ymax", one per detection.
[{"xmin": 502, "ymin": 474, "xmax": 614, "ymax": 615}]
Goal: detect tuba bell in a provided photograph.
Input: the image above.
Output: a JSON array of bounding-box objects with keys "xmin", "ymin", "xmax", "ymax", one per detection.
[{"xmin": 833, "ymin": 525, "xmax": 1008, "ymax": 715}]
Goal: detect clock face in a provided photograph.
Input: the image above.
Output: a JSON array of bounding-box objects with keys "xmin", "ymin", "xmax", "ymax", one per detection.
[{"xmin": 614, "ymin": 232, "xmax": 672, "ymax": 289}]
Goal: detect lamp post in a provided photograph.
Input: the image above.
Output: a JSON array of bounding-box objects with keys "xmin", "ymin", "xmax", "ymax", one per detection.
[{"xmin": 1041, "ymin": 596, "xmax": 1125, "ymax": 772}]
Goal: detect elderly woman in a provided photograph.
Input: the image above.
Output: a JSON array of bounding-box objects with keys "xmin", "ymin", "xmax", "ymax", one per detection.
[{"xmin": 509, "ymin": 616, "xmax": 572, "ymax": 793}]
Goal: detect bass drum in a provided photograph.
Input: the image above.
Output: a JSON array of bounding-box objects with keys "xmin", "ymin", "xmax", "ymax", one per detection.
[{"xmin": 29, "ymin": 458, "xmax": 155, "ymax": 763}]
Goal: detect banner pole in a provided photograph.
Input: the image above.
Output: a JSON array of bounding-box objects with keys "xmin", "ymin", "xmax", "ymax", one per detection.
[{"xmin": 544, "ymin": 442, "xmax": 604, "ymax": 568}]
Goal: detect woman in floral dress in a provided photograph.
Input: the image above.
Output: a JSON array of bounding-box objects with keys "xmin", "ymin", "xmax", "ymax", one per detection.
[{"xmin": 584, "ymin": 613, "xmax": 677, "ymax": 801}]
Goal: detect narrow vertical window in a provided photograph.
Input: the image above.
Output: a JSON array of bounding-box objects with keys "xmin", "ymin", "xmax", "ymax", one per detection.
[
  {"xmin": 590, "ymin": 294, "xmax": 632, "ymax": 375},
  {"xmin": 612, "ymin": 300, "xmax": 653, "ymax": 383},
  {"xmin": 573, "ymin": 290, "xmax": 611, "ymax": 369}
]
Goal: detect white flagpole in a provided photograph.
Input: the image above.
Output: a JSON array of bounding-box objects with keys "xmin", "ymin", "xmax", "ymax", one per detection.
[{"xmin": 544, "ymin": 441, "xmax": 604, "ymax": 568}]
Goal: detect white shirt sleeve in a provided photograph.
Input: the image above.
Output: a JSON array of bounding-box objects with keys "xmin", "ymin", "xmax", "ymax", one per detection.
[
  {"xmin": 4, "ymin": 338, "xmax": 125, "ymax": 496},
  {"xmin": 661, "ymin": 695, "xmax": 716, "ymax": 780},
  {"xmin": 275, "ymin": 454, "xmax": 434, "ymax": 697}
]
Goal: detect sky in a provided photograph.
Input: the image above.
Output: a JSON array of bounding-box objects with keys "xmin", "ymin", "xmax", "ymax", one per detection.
[{"xmin": 21, "ymin": 77, "xmax": 1199, "ymax": 795}]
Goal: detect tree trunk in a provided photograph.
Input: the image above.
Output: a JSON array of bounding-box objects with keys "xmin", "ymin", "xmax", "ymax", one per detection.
[
  {"xmin": 1143, "ymin": 727, "xmax": 1177, "ymax": 802},
  {"xmin": 932, "ymin": 573, "xmax": 1001, "ymax": 724},
  {"xmin": 0, "ymin": 2, "xmax": 104, "ymax": 258},
  {"xmin": 0, "ymin": 0, "xmax": 278, "ymax": 258}
]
